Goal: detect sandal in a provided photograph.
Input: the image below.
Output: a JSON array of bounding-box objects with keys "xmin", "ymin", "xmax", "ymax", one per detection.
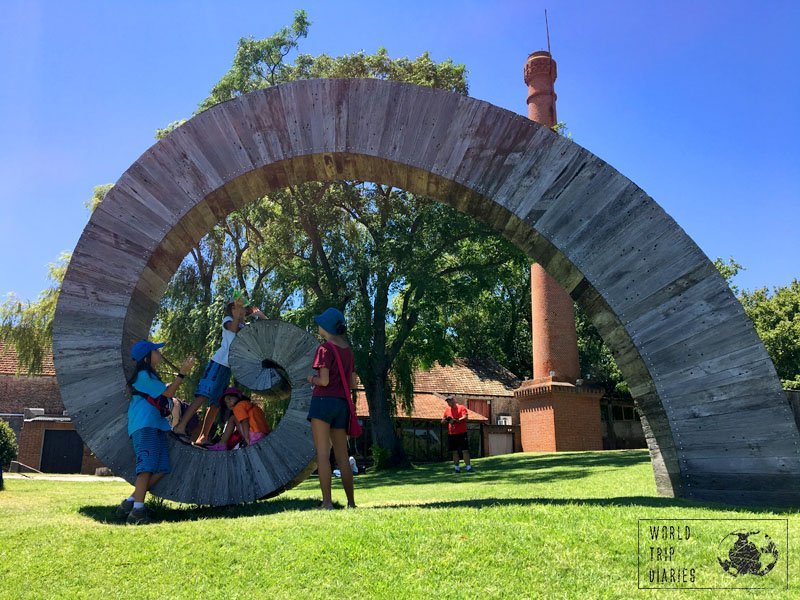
[{"xmin": 170, "ymin": 430, "xmax": 193, "ymax": 444}]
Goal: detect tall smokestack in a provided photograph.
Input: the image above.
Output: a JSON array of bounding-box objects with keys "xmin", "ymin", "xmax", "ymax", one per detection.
[
  {"xmin": 525, "ymin": 50, "xmax": 558, "ymax": 127},
  {"xmin": 524, "ymin": 51, "xmax": 581, "ymax": 384},
  {"xmin": 515, "ymin": 49, "xmax": 603, "ymax": 454}
]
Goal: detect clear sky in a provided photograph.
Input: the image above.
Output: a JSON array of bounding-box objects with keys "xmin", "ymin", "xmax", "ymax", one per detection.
[{"xmin": 1, "ymin": 0, "xmax": 798, "ymax": 302}]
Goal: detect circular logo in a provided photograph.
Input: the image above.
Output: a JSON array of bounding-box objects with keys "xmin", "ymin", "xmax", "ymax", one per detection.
[{"xmin": 717, "ymin": 530, "xmax": 779, "ymax": 577}]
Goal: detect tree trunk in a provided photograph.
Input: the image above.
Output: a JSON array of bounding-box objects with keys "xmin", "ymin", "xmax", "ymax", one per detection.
[
  {"xmin": 0, "ymin": 467, "xmax": 4, "ymax": 491},
  {"xmin": 364, "ymin": 377, "xmax": 408, "ymax": 467}
]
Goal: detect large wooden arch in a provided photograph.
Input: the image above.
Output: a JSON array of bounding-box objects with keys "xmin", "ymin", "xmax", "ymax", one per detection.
[{"xmin": 54, "ymin": 79, "xmax": 800, "ymax": 506}]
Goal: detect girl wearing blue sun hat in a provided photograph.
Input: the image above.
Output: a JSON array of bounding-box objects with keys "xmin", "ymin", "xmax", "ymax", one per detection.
[
  {"xmin": 306, "ymin": 307, "xmax": 357, "ymax": 509},
  {"xmin": 116, "ymin": 340, "xmax": 195, "ymax": 525}
]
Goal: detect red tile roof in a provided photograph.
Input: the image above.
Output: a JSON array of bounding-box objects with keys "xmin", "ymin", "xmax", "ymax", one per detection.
[
  {"xmin": 412, "ymin": 358, "xmax": 520, "ymax": 397},
  {"xmin": 0, "ymin": 341, "xmax": 56, "ymax": 377},
  {"xmin": 354, "ymin": 391, "xmax": 488, "ymax": 421}
]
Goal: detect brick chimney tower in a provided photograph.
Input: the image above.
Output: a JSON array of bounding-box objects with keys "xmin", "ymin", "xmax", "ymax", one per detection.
[
  {"xmin": 514, "ymin": 50, "xmax": 603, "ymax": 452},
  {"xmin": 524, "ymin": 51, "xmax": 581, "ymax": 385}
]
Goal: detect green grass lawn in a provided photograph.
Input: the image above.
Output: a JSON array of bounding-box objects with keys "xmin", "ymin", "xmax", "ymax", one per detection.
[{"xmin": 1, "ymin": 451, "xmax": 797, "ymax": 599}]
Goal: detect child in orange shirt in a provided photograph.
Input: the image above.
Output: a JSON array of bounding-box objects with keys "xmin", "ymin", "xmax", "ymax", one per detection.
[{"xmin": 207, "ymin": 387, "xmax": 270, "ymax": 450}]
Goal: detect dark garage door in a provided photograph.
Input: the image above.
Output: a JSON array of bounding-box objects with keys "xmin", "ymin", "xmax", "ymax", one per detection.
[{"xmin": 40, "ymin": 429, "xmax": 84, "ymax": 473}]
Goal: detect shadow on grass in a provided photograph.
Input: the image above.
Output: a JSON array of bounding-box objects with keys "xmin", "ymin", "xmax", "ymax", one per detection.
[
  {"xmin": 370, "ymin": 495, "xmax": 800, "ymax": 514},
  {"xmin": 353, "ymin": 450, "xmax": 652, "ymax": 490},
  {"xmin": 79, "ymin": 496, "xmax": 323, "ymax": 525}
]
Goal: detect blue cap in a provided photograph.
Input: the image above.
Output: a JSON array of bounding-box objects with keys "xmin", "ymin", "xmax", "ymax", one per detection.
[
  {"xmin": 131, "ymin": 340, "xmax": 165, "ymax": 362},
  {"xmin": 313, "ymin": 307, "xmax": 345, "ymax": 335}
]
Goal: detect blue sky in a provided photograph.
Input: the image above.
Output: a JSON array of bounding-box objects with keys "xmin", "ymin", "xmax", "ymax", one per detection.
[{"xmin": 1, "ymin": 0, "xmax": 798, "ymax": 302}]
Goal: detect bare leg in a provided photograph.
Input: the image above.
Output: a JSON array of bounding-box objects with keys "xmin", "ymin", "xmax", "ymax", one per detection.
[
  {"xmin": 215, "ymin": 417, "xmax": 236, "ymax": 445},
  {"xmin": 194, "ymin": 404, "xmax": 219, "ymax": 445},
  {"xmin": 148, "ymin": 473, "xmax": 165, "ymax": 489},
  {"xmin": 174, "ymin": 396, "xmax": 206, "ymax": 435},
  {"xmin": 452, "ymin": 451, "xmax": 460, "ymax": 468},
  {"xmin": 331, "ymin": 428, "xmax": 355, "ymax": 508},
  {"xmin": 463, "ymin": 450, "xmax": 471, "ymax": 468},
  {"xmin": 311, "ymin": 418, "xmax": 333, "ymax": 507},
  {"xmin": 133, "ymin": 472, "xmax": 151, "ymax": 503}
]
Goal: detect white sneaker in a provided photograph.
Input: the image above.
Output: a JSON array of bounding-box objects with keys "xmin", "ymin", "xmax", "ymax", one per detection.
[
  {"xmin": 454, "ymin": 466, "xmax": 460, "ymax": 473},
  {"xmin": 465, "ymin": 466, "xmax": 473, "ymax": 473}
]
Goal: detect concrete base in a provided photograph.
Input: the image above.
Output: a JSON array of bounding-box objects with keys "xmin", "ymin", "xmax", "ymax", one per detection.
[{"xmin": 515, "ymin": 379, "xmax": 604, "ymax": 452}]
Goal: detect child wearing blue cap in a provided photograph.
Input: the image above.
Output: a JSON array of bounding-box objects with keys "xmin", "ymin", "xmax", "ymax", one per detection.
[
  {"xmin": 306, "ymin": 307, "xmax": 357, "ymax": 509},
  {"xmin": 118, "ymin": 340, "xmax": 195, "ymax": 524},
  {"xmin": 172, "ymin": 295, "xmax": 265, "ymax": 445}
]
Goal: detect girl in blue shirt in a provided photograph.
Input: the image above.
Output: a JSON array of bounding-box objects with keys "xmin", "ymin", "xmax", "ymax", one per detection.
[{"xmin": 117, "ymin": 340, "xmax": 195, "ymax": 524}]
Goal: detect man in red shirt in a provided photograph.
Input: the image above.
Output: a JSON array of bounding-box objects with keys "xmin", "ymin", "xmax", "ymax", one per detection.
[{"xmin": 442, "ymin": 396, "xmax": 472, "ymax": 473}]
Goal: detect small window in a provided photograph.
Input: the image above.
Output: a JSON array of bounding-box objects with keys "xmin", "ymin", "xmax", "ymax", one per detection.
[
  {"xmin": 612, "ymin": 405, "xmax": 624, "ymax": 421},
  {"xmin": 623, "ymin": 406, "xmax": 635, "ymax": 421}
]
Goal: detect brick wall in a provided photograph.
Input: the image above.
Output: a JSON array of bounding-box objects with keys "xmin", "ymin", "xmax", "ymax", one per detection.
[
  {"xmin": 516, "ymin": 383, "xmax": 603, "ymax": 451},
  {"xmin": 17, "ymin": 420, "xmax": 106, "ymax": 474},
  {"xmin": 551, "ymin": 394, "xmax": 603, "ymax": 451},
  {"xmin": 0, "ymin": 374, "xmax": 65, "ymax": 415},
  {"xmin": 518, "ymin": 400, "xmax": 555, "ymax": 451}
]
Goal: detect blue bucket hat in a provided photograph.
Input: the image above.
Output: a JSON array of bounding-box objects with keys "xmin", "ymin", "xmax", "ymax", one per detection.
[
  {"xmin": 313, "ymin": 307, "xmax": 345, "ymax": 335},
  {"xmin": 131, "ymin": 340, "xmax": 165, "ymax": 362}
]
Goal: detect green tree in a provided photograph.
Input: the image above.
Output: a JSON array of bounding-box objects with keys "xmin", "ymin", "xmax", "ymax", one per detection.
[
  {"xmin": 0, "ymin": 419, "xmax": 19, "ymax": 490},
  {"xmin": 740, "ymin": 281, "xmax": 800, "ymax": 389},
  {"xmin": 714, "ymin": 256, "xmax": 745, "ymax": 295},
  {"xmin": 439, "ymin": 253, "xmax": 533, "ymax": 380},
  {"xmin": 575, "ymin": 305, "xmax": 627, "ymax": 395},
  {"xmin": 714, "ymin": 257, "xmax": 800, "ymax": 389},
  {"xmin": 0, "ymin": 255, "xmax": 68, "ymax": 375}
]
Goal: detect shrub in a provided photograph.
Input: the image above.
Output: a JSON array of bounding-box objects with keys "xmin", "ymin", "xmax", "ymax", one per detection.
[
  {"xmin": 371, "ymin": 444, "xmax": 392, "ymax": 470},
  {"xmin": 0, "ymin": 419, "xmax": 19, "ymax": 490},
  {"xmin": 0, "ymin": 419, "xmax": 18, "ymax": 470}
]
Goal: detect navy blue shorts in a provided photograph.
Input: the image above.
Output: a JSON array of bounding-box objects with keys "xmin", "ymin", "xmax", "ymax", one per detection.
[
  {"xmin": 131, "ymin": 427, "xmax": 171, "ymax": 475},
  {"xmin": 307, "ymin": 395, "xmax": 349, "ymax": 429},
  {"xmin": 194, "ymin": 360, "xmax": 231, "ymax": 406}
]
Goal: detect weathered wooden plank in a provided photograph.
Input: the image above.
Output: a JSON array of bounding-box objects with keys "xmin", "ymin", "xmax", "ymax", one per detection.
[
  {"xmin": 672, "ymin": 433, "xmax": 799, "ymax": 458},
  {"xmin": 687, "ymin": 471, "xmax": 800, "ymax": 493},
  {"xmin": 595, "ymin": 235, "xmax": 708, "ymax": 320},
  {"xmin": 537, "ymin": 161, "xmax": 625, "ymax": 245},
  {"xmin": 656, "ymin": 347, "xmax": 777, "ymax": 395},
  {"xmin": 195, "ymin": 105, "xmax": 257, "ymax": 182},
  {"xmin": 245, "ymin": 445, "xmax": 278, "ymax": 499},
  {"xmin": 667, "ymin": 389, "xmax": 794, "ymax": 420},
  {"xmin": 682, "ymin": 455, "xmax": 800, "ymax": 473},
  {"xmin": 151, "ymin": 133, "xmax": 226, "ymax": 203},
  {"xmin": 644, "ymin": 317, "xmax": 758, "ymax": 377},
  {"xmin": 669, "ymin": 406, "xmax": 797, "ymax": 437},
  {"xmin": 628, "ymin": 278, "xmax": 739, "ymax": 350},
  {"xmin": 154, "ymin": 447, "xmax": 201, "ymax": 499},
  {"xmin": 104, "ymin": 176, "xmax": 175, "ymax": 234},
  {"xmin": 689, "ymin": 488, "xmax": 800, "ymax": 507}
]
